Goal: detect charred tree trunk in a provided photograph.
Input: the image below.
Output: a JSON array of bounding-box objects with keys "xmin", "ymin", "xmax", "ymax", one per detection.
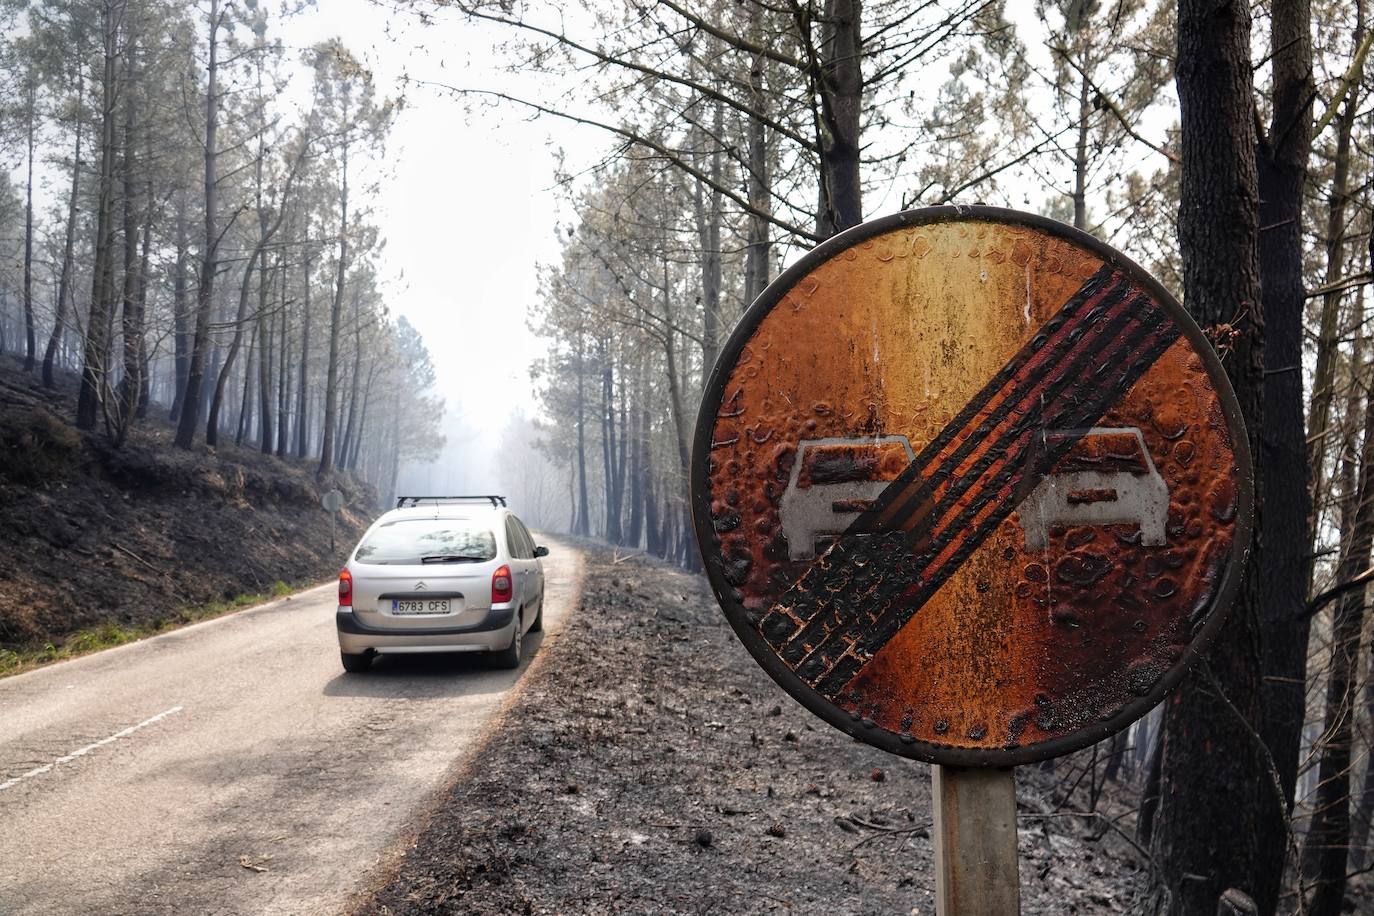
[
  {"xmin": 134, "ymin": 140, "xmax": 152, "ymax": 419},
  {"xmin": 337, "ymin": 287, "xmax": 364, "ymax": 467},
  {"xmin": 76, "ymin": 1, "xmax": 121, "ymax": 431},
  {"xmin": 694, "ymin": 103, "xmax": 724, "ymax": 376},
  {"xmin": 573, "ymin": 327, "xmax": 591, "ymax": 537},
  {"xmin": 116, "ymin": 44, "xmax": 143, "ymax": 445},
  {"xmin": 236, "ymin": 325, "xmax": 256, "ymax": 448},
  {"xmin": 296, "ymin": 223, "xmax": 313, "ymax": 459},
  {"xmin": 276, "ymin": 246, "xmax": 291, "ymax": 458},
  {"xmin": 168, "ymin": 197, "xmax": 190, "ymax": 420},
  {"xmin": 1072, "ymin": 63, "xmax": 1089, "ymax": 230},
  {"xmin": 22, "ymin": 76, "xmax": 36, "ymax": 373},
  {"xmin": 744, "ymin": 47, "xmax": 772, "ymax": 304},
  {"xmin": 815, "ymin": 0, "xmax": 862, "ymax": 237},
  {"xmin": 206, "ymin": 248, "xmax": 263, "ymax": 447},
  {"xmin": 318, "ymin": 135, "xmax": 351, "ymax": 479},
  {"xmin": 626, "ymin": 366, "xmax": 646, "ymax": 549},
  {"xmin": 1152, "ymin": 3, "xmax": 1270, "ymax": 914},
  {"xmin": 44, "ymin": 64, "xmax": 84, "ymax": 389},
  {"xmin": 175, "ymin": 0, "xmax": 224, "ymax": 449},
  {"xmin": 258, "ymin": 252, "xmax": 275, "ymax": 454},
  {"xmin": 1253, "ymin": 9, "xmax": 1316, "ymax": 896}
]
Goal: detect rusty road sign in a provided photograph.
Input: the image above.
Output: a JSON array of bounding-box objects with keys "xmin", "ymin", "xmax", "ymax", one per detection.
[{"xmin": 691, "ymin": 206, "xmax": 1252, "ymax": 767}]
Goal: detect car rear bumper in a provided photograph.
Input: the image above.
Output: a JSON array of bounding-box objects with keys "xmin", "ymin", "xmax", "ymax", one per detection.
[{"xmin": 336, "ymin": 606, "xmax": 516, "ymax": 655}]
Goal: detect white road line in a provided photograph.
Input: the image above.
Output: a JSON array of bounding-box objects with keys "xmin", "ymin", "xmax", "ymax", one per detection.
[{"xmin": 0, "ymin": 706, "xmax": 184, "ymax": 793}]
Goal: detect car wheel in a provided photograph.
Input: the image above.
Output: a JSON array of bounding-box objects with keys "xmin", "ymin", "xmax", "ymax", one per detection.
[
  {"xmin": 491, "ymin": 615, "xmax": 523, "ymax": 669},
  {"xmin": 341, "ymin": 651, "xmax": 372, "ymax": 673},
  {"xmin": 530, "ymin": 599, "xmax": 544, "ymax": 633}
]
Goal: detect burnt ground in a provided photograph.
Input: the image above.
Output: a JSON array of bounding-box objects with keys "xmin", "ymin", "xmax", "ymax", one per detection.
[
  {"xmin": 351, "ymin": 539, "xmax": 1155, "ymax": 916},
  {"xmin": 0, "ymin": 356, "xmax": 371, "ymax": 652}
]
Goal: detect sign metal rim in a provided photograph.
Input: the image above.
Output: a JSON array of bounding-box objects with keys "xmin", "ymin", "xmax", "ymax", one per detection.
[{"xmin": 689, "ymin": 204, "xmax": 1254, "ymax": 767}]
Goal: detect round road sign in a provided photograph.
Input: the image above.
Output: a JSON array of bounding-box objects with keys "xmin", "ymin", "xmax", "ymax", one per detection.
[
  {"xmin": 322, "ymin": 489, "xmax": 344, "ymax": 513},
  {"xmin": 691, "ymin": 206, "xmax": 1252, "ymax": 767}
]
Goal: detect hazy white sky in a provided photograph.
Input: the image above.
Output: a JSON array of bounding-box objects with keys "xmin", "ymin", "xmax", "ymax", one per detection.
[{"xmin": 281, "ymin": 2, "xmax": 585, "ymax": 487}]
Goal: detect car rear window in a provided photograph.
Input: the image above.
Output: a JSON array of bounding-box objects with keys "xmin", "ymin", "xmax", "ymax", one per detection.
[{"xmin": 354, "ymin": 518, "xmax": 498, "ymax": 565}]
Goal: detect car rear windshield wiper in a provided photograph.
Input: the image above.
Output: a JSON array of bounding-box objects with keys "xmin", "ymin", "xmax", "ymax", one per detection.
[{"xmin": 420, "ymin": 554, "xmax": 483, "ymax": 564}]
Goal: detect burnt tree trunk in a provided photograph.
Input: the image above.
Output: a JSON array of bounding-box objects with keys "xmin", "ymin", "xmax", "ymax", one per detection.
[
  {"xmin": 258, "ymin": 252, "xmax": 275, "ymax": 455},
  {"xmin": 1152, "ymin": 2, "xmax": 1270, "ymax": 913},
  {"xmin": 174, "ymin": 0, "xmax": 224, "ymax": 448},
  {"xmin": 694, "ymin": 103, "xmax": 724, "ymax": 376},
  {"xmin": 296, "ymin": 222, "xmax": 313, "ymax": 459},
  {"xmin": 44, "ymin": 63, "xmax": 84, "ymax": 389},
  {"xmin": 76, "ymin": 1, "xmax": 121, "ymax": 431},
  {"xmin": 744, "ymin": 49, "xmax": 772, "ymax": 304},
  {"xmin": 573, "ymin": 326, "xmax": 591, "ymax": 537},
  {"xmin": 116, "ymin": 43, "xmax": 143, "ymax": 444},
  {"xmin": 1254, "ymin": 7, "xmax": 1316, "ymax": 901},
  {"xmin": 815, "ymin": 0, "xmax": 862, "ymax": 237},
  {"xmin": 318, "ymin": 133, "xmax": 351, "ymax": 479},
  {"xmin": 205, "ymin": 247, "xmax": 263, "ymax": 447},
  {"xmin": 276, "ymin": 241, "xmax": 291, "ymax": 458},
  {"xmin": 22, "ymin": 76, "xmax": 36, "ymax": 373}
]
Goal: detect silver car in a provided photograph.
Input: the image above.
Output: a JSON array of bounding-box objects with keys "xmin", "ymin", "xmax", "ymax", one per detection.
[{"xmin": 336, "ymin": 496, "xmax": 547, "ymax": 673}]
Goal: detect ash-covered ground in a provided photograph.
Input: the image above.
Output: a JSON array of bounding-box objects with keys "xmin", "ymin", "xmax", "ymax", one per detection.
[{"xmin": 352, "ymin": 540, "xmax": 1152, "ymax": 915}]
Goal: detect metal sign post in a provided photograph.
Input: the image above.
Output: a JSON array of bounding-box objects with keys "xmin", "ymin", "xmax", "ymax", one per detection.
[
  {"xmin": 689, "ymin": 206, "xmax": 1252, "ymax": 914},
  {"xmin": 322, "ymin": 489, "xmax": 345, "ymax": 552}
]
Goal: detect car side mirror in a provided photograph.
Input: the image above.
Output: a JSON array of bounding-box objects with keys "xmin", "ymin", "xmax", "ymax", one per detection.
[{"xmin": 534, "ymin": 545, "xmax": 549, "ymax": 558}]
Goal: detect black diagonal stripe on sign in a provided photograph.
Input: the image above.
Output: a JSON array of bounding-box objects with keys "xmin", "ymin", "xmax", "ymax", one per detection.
[
  {"xmin": 752, "ymin": 273, "xmax": 1180, "ymax": 699},
  {"xmin": 769, "ymin": 278, "xmax": 1146, "ymax": 664},
  {"xmin": 804, "ymin": 317, "xmax": 1181, "ymax": 695}
]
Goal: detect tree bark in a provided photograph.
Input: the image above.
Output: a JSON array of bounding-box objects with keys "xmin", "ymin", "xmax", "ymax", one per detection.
[
  {"xmin": 116, "ymin": 40, "xmax": 143, "ymax": 445},
  {"xmin": 694, "ymin": 103, "xmax": 724, "ymax": 376},
  {"xmin": 206, "ymin": 247, "xmax": 263, "ymax": 446},
  {"xmin": 44, "ymin": 63, "xmax": 84, "ymax": 389},
  {"xmin": 1253, "ymin": 7, "xmax": 1316, "ymax": 906},
  {"xmin": 236, "ymin": 325, "xmax": 256, "ymax": 447},
  {"xmin": 76, "ymin": 0, "xmax": 122, "ymax": 432},
  {"xmin": 296, "ymin": 219, "xmax": 313, "ymax": 459},
  {"xmin": 1152, "ymin": 3, "xmax": 1270, "ymax": 914},
  {"xmin": 573, "ymin": 325, "xmax": 591, "ymax": 536},
  {"xmin": 22, "ymin": 76, "xmax": 37, "ymax": 373},
  {"xmin": 174, "ymin": 0, "xmax": 224, "ymax": 448},
  {"xmin": 743, "ymin": 44, "xmax": 772, "ymax": 304},
  {"xmin": 319, "ymin": 134, "xmax": 350, "ymax": 479},
  {"xmin": 258, "ymin": 252, "xmax": 274, "ymax": 454},
  {"xmin": 815, "ymin": 0, "xmax": 863, "ymax": 237},
  {"xmin": 276, "ymin": 243, "xmax": 291, "ymax": 458},
  {"xmin": 1072, "ymin": 61, "xmax": 1089, "ymax": 230}
]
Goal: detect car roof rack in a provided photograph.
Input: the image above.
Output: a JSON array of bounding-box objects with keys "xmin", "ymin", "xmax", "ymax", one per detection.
[{"xmin": 395, "ymin": 495, "xmax": 508, "ymax": 509}]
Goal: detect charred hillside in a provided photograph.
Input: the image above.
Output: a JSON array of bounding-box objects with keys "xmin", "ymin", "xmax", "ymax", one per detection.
[{"xmin": 0, "ymin": 357, "xmax": 374, "ymax": 659}]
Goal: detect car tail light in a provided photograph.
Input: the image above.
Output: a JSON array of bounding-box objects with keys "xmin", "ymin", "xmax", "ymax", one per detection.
[
  {"xmin": 492, "ymin": 565, "xmax": 513, "ymax": 604},
  {"xmin": 339, "ymin": 569, "xmax": 353, "ymax": 607}
]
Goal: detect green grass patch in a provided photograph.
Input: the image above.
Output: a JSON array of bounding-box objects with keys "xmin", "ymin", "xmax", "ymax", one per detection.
[{"xmin": 0, "ymin": 580, "xmax": 320, "ymax": 678}]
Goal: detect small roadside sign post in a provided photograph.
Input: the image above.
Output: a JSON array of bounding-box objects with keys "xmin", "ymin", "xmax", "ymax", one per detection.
[
  {"xmin": 322, "ymin": 489, "xmax": 345, "ymax": 552},
  {"xmin": 690, "ymin": 206, "xmax": 1252, "ymax": 914}
]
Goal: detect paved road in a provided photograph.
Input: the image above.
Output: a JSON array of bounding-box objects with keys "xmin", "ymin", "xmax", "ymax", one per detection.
[{"xmin": 0, "ymin": 536, "xmax": 583, "ymax": 915}]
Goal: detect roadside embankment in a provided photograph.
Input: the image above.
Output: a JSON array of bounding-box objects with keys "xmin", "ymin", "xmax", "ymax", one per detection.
[{"xmin": 0, "ymin": 357, "xmax": 372, "ymax": 672}]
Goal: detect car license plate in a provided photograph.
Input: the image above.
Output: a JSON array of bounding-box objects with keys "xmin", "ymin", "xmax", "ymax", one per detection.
[{"xmin": 392, "ymin": 599, "xmax": 452, "ymax": 615}]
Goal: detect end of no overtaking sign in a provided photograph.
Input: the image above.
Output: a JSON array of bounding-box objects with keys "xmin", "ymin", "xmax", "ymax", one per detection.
[{"xmin": 689, "ymin": 206, "xmax": 1252, "ymax": 915}]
